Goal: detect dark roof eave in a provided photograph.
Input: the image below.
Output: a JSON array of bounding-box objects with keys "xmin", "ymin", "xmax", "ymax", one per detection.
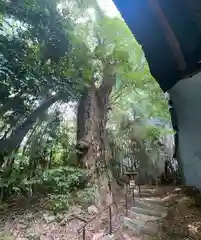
[{"xmin": 113, "ymin": 0, "xmax": 201, "ymax": 92}]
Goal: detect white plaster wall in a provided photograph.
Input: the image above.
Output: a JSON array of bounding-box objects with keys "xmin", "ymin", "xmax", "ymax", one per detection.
[{"xmin": 169, "ymin": 72, "xmax": 201, "ymax": 189}]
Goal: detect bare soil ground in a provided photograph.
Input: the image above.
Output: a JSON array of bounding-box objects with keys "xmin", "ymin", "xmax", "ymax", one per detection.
[
  {"xmin": 0, "ymin": 185, "xmax": 201, "ymax": 239},
  {"xmin": 159, "ymin": 186, "xmax": 201, "ymax": 240}
]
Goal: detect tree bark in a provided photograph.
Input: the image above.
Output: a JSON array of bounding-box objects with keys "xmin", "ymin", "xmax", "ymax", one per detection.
[
  {"xmin": 76, "ymin": 64, "xmax": 115, "ymax": 168},
  {"xmin": 0, "ymin": 94, "xmax": 60, "ymax": 155},
  {"xmin": 76, "ymin": 64, "xmax": 116, "ymax": 210},
  {"xmin": 76, "ymin": 84, "xmax": 107, "ymax": 169}
]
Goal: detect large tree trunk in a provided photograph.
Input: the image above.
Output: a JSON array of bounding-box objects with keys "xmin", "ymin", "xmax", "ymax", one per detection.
[
  {"xmin": 76, "ymin": 85, "xmax": 104, "ymax": 168},
  {"xmin": 76, "ymin": 65, "xmax": 116, "ymax": 211},
  {"xmin": 0, "ymin": 94, "xmax": 60, "ymax": 155}
]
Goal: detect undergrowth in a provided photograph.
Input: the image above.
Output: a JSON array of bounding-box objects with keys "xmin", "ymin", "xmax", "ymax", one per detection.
[{"xmin": 0, "ymin": 165, "xmax": 96, "ymax": 215}]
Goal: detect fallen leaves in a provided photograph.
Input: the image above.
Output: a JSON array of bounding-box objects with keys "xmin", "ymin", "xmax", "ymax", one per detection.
[{"xmin": 158, "ymin": 187, "xmax": 201, "ymax": 240}]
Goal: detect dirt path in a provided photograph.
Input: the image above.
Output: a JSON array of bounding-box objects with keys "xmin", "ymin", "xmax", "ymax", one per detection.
[{"xmin": 0, "ymin": 186, "xmax": 201, "ymax": 239}]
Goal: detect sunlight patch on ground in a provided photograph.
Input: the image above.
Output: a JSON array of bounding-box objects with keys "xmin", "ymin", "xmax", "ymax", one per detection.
[{"xmin": 188, "ymin": 224, "xmax": 199, "ymax": 234}]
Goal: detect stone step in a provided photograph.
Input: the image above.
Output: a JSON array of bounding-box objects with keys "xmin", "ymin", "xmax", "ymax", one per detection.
[
  {"xmin": 130, "ymin": 206, "xmax": 166, "ymax": 218},
  {"xmin": 134, "ymin": 197, "xmax": 165, "ymax": 205},
  {"xmin": 134, "ymin": 189, "xmax": 158, "ymax": 194},
  {"xmin": 128, "ymin": 210, "xmax": 162, "ymax": 222},
  {"xmin": 123, "ymin": 216, "xmax": 158, "ymax": 235},
  {"xmin": 134, "ymin": 199, "xmax": 167, "ymax": 212},
  {"xmin": 92, "ymin": 232, "xmax": 117, "ymax": 240},
  {"xmin": 100, "ymin": 234, "xmax": 116, "ymax": 240}
]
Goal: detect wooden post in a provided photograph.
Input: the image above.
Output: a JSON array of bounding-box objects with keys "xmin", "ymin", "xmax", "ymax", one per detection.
[
  {"xmin": 109, "ymin": 205, "xmax": 112, "ymax": 234},
  {"xmin": 125, "ymin": 184, "xmax": 128, "ymax": 216},
  {"xmin": 132, "ymin": 187, "xmax": 135, "ymax": 205},
  {"xmin": 129, "ymin": 177, "xmax": 135, "ymax": 206},
  {"xmin": 138, "ymin": 184, "xmax": 141, "ymax": 198},
  {"xmin": 82, "ymin": 227, "xmax": 86, "ymax": 240},
  {"xmin": 108, "ymin": 180, "xmax": 112, "ymax": 235}
]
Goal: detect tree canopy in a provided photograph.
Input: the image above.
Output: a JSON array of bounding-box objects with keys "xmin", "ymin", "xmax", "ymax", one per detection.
[{"xmin": 0, "ymin": 0, "xmax": 173, "ymax": 206}]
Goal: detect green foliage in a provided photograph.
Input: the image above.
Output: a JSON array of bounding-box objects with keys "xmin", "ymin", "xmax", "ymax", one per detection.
[
  {"xmin": 41, "ymin": 167, "xmax": 89, "ymax": 193},
  {"xmin": 0, "ymin": 232, "xmax": 14, "ymax": 240},
  {"xmin": 0, "ymin": 0, "xmax": 173, "ymax": 211},
  {"xmin": 76, "ymin": 187, "xmax": 96, "ymax": 205},
  {"xmin": 47, "ymin": 193, "xmax": 72, "ymax": 213},
  {"xmin": 47, "ymin": 186, "xmax": 96, "ymax": 213},
  {"xmin": 0, "ymin": 150, "xmax": 89, "ymax": 199},
  {"xmin": 146, "ymin": 126, "xmax": 161, "ymax": 143}
]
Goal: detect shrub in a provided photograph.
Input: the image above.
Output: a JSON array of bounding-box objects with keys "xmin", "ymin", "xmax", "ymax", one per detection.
[
  {"xmin": 76, "ymin": 187, "xmax": 96, "ymax": 206},
  {"xmin": 39, "ymin": 166, "xmax": 89, "ymax": 194},
  {"xmin": 47, "ymin": 193, "xmax": 72, "ymax": 213}
]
